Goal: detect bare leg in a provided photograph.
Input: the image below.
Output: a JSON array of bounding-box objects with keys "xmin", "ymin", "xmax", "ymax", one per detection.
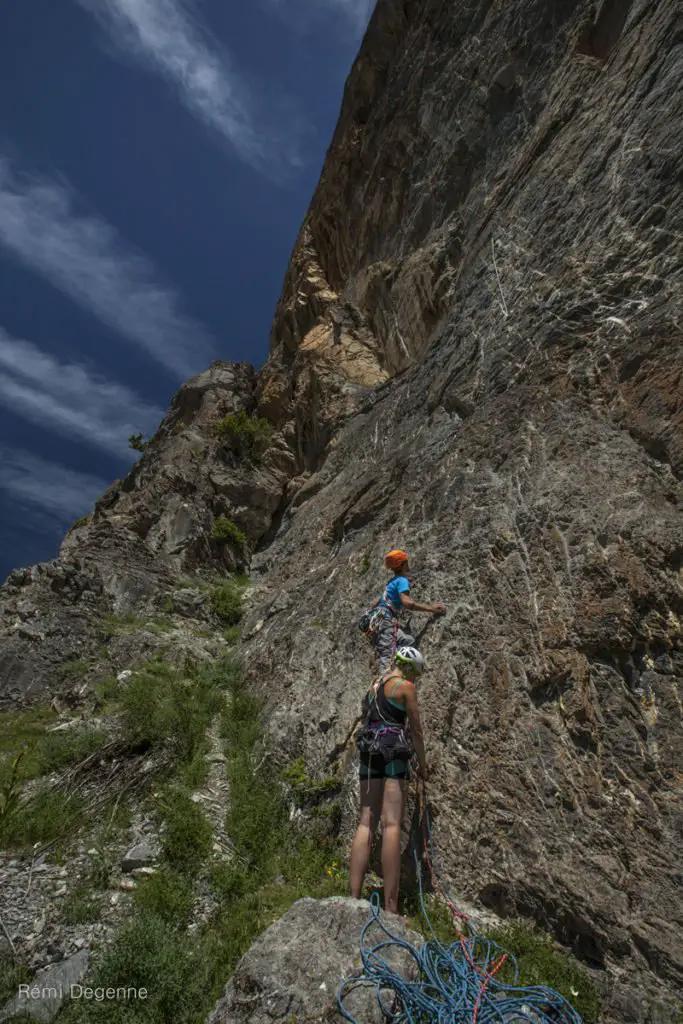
[
  {"xmin": 349, "ymin": 777, "xmax": 384, "ymax": 898},
  {"xmin": 380, "ymin": 778, "xmax": 406, "ymax": 913}
]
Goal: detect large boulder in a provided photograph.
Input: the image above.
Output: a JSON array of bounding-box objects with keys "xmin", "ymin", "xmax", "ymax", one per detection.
[{"xmin": 206, "ymin": 897, "xmax": 422, "ymax": 1024}]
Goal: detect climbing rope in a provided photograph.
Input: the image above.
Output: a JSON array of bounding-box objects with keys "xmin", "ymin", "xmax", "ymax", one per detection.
[{"xmin": 338, "ymin": 782, "xmax": 583, "ymax": 1024}]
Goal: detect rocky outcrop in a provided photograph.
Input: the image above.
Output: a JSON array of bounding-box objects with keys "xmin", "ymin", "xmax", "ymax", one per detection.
[
  {"xmin": 240, "ymin": 0, "xmax": 682, "ymax": 1019},
  {"xmin": 1, "ymin": 0, "xmax": 681, "ymax": 1020},
  {"xmin": 206, "ymin": 897, "xmax": 421, "ymax": 1024}
]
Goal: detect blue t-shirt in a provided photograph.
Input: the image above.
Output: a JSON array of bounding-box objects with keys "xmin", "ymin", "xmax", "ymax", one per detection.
[{"xmin": 381, "ymin": 575, "xmax": 410, "ymax": 614}]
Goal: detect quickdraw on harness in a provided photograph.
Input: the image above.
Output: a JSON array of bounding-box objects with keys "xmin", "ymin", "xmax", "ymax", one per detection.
[{"xmin": 338, "ymin": 781, "xmax": 584, "ymax": 1024}]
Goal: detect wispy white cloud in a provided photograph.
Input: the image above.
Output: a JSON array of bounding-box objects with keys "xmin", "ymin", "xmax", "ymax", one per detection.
[
  {"xmin": 0, "ymin": 446, "xmax": 109, "ymax": 523},
  {"xmin": 265, "ymin": 0, "xmax": 374, "ymax": 34},
  {"xmin": 0, "ymin": 329, "xmax": 164, "ymax": 458},
  {"xmin": 0, "ymin": 159, "xmax": 215, "ymax": 377},
  {"xmin": 76, "ymin": 0, "xmax": 301, "ymax": 171}
]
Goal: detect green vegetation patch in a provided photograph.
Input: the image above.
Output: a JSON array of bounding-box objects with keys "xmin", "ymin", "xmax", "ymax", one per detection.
[
  {"xmin": 282, "ymin": 756, "xmax": 342, "ymax": 809},
  {"xmin": 0, "ymin": 957, "xmax": 31, "ymax": 1005},
  {"xmin": 211, "ymin": 516, "xmax": 247, "ymax": 550},
  {"xmin": 58, "ymin": 659, "xmax": 347, "ymax": 1024},
  {"xmin": 60, "ymin": 911, "xmax": 208, "ymax": 1024},
  {"xmin": 62, "ymin": 885, "xmax": 105, "ymax": 925},
  {"xmin": 158, "ymin": 787, "xmax": 212, "ymax": 877},
  {"xmin": 489, "ymin": 922, "xmax": 601, "ymax": 1023},
  {"xmin": 128, "ymin": 433, "xmax": 149, "ymax": 453},
  {"xmin": 0, "ymin": 703, "xmax": 107, "ymax": 788},
  {"xmin": 61, "ymin": 658, "xmax": 91, "ymax": 680},
  {"xmin": 118, "ymin": 658, "xmax": 226, "ymax": 764},
  {"xmin": 214, "ymin": 409, "xmax": 272, "ymax": 460},
  {"xmin": 98, "ymin": 612, "xmax": 147, "ymax": 636},
  {"xmin": 0, "ymin": 787, "xmax": 86, "ymax": 850},
  {"xmin": 133, "ymin": 869, "xmax": 195, "ymax": 930},
  {"xmin": 209, "ymin": 577, "xmax": 246, "ymax": 626}
]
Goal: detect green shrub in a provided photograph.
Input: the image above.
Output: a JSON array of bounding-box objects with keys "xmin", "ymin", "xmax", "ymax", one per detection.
[
  {"xmin": 94, "ymin": 675, "xmax": 121, "ymax": 706},
  {"xmin": 134, "ymin": 869, "xmax": 194, "ymax": 929},
  {"xmin": 158, "ymin": 788, "xmax": 212, "ymax": 877},
  {"xmin": 223, "ymin": 624, "xmax": 241, "ymax": 646},
  {"xmin": 58, "ymin": 658, "xmax": 347, "ymax": 1024},
  {"xmin": 128, "ymin": 433, "xmax": 149, "ymax": 453},
  {"xmin": 209, "ymin": 579, "xmax": 244, "ymax": 626},
  {"xmin": 0, "ymin": 706, "xmax": 57, "ymax": 784},
  {"xmin": 211, "ymin": 516, "xmax": 247, "ymax": 550},
  {"xmin": 214, "ymin": 410, "xmax": 272, "ymax": 460}
]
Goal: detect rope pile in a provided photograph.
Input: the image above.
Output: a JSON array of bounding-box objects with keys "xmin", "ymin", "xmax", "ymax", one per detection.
[{"xmin": 338, "ymin": 783, "xmax": 583, "ymax": 1024}]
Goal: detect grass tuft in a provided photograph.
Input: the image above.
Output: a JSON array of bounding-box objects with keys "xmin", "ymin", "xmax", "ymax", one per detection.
[
  {"xmin": 0, "ymin": 788, "xmax": 86, "ymax": 850},
  {"xmin": 133, "ymin": 869, "xmax": 194, "ymax": 929},
  {"xmin": 158, "ymin": 787, "xmax": 212, "ymax": 877}
]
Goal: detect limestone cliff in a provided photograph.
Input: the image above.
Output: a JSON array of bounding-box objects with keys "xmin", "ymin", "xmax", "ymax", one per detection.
[{"xmin": 1, "ymin": 0, "xmax": 681, "ymax": 1020}]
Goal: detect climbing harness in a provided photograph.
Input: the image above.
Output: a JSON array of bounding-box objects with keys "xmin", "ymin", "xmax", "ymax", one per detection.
[
  {"xmin": 338, "ymin": 781, "xmax": 584, "ymax": 1024},
  {"xmin": 356, "ymin": 674, "xmax": 413, "ymax": 763},
  {"xmin": 356, "ymin": 723, "xmax": 412, "ymax": 762},
  {"xmin": 359, "ymin": 600, "xmax": 400, "ymax": 660}
]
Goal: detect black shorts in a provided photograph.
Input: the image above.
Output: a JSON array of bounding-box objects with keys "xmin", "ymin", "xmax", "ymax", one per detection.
[{"xmin": 360, "ymin": 752, "xmax": 411, "ymax": 781}]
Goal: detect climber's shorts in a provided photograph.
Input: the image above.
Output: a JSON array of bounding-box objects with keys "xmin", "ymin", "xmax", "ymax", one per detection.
[{"xmin": 359, "ymin": 752, "xmax": 411, "ymax": 781}]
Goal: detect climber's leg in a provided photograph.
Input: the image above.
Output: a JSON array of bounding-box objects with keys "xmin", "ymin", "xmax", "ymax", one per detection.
[
  {"xmin": 349, "ymin": 767, "xmax": 384, "ymax": 898},
  {"xmin": 395, "ymin": 626, "xmax": 415, "ymax": 649},
  {"xmin": 374, "ymin": 617, "xmax": 396, "ymax": 671},
  {"xmin": 375, "ymin": 616, "xmax": 416, "ymax": 671},
  {"xmin": 380, "ymin": 776, "xmax": 407, "ymax": 914}
]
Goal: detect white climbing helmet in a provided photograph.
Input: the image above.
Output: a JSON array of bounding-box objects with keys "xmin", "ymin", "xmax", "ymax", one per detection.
[{"xmin": 395, "ymin": 646, "xmax": 425, "ymax": 674}]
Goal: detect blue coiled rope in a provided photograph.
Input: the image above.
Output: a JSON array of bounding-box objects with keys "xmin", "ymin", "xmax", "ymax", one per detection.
[{"xmin": 338, "ymin": 784, "xmax": 584, "ymax": 1024}]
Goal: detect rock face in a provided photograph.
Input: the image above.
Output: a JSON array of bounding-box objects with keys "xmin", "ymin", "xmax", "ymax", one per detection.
[
  {"xmin": 0, "ymin": 949, "xmax": 88, "ymax": 1023},
  {"xmin": 1, "ymin": 0, "xmax": 682, "ymax": 1021},
  {"xmin": 206, "ymin": 897, "xmax": 421, "ymax": 1024}
]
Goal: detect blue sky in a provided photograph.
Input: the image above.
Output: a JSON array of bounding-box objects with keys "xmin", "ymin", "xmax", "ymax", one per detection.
[{"xmin": 0, "ymin": 0, "xmax": 373, "ymax": 580}]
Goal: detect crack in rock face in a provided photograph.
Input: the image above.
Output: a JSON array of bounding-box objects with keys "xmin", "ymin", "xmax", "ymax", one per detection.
[{"xmin": 1, "ymin": 0, "xmax": 682, "ymax": 1021}]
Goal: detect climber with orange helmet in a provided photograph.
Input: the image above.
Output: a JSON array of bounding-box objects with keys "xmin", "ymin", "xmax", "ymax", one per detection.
[{"xmin": 359, "ymin": 549, "xmax": 446, "ymax": 672}]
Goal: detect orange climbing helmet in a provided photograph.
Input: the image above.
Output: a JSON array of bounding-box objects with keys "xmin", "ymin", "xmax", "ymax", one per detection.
[{"xmin": 385, "ymin": 549, "xmax": 409, "ymax": 571}]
